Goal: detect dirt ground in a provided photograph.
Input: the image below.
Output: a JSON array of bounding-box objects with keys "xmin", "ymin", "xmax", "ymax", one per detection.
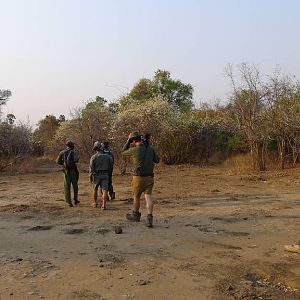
[{"xmin": 0, "ymin": 162, "xmax": 300, "ymax": 300}]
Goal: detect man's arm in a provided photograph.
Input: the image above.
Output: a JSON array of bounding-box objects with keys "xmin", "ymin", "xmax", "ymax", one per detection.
[
  {"xmin": 153, "ymin": 148, "xmax": 160, "ymax": 164},
  {"xmin": 122, "ymin": 139, "xmax": 134, "ymax": 156},
  {"xmin": 89, "ymin": 156, "xmax": 95, "ymax": 183},
  {"xmin": 89, "ymin": 155, "xmax": 95, "ymax": 174},
  {"xmin": 73, "ymin": 150, "xmax": 79, "ymax": 163},
  {"xmin": 108, "ymin": 156, "xmax": 113, "ymax": 175},
  {"xmin": 56, "ymin": 151, "xmax": 64, "ymax": 165},
  {"xmin": 110, "ymin": 151, "xmax": 115, "ymax": 164}
]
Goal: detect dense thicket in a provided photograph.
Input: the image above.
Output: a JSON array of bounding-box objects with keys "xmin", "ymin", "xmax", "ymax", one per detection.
[
  {"xmin": 0, "ymin": 90, "xmax": 33, "ymax": 170},
  {"xmin": 1, "ymin": 66, "xmax": 300, "ymax": 172}
]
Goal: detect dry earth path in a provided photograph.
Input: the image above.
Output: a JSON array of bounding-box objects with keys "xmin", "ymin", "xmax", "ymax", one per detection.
[{"xmin": 0, "ymin": 164, "xmax": 299, "ymax": 299}]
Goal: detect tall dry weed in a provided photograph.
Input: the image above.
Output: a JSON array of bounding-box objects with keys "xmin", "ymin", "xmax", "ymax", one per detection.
[{"xmin": 224, "ymin": 154, "xmax": 253, "ymax": 174}]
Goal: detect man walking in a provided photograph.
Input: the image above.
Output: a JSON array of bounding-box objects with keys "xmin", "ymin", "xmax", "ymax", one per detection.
[
  {"xmin": 90, "ymin": 141, "xmax": 113, "ymax": 209},
  {"xmin": 56, "ymin": 140, "xmax": 80, "ymax": 207},
  {"xmin": 122, "ymin": 132, "xmax": 160, "ymax": 227},
  {"xmin": 103, "ymin": 141, "xmax": 115, "ymax": 200}
]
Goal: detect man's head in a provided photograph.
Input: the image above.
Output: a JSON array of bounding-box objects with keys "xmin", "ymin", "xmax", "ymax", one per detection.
[
  {"xmin": 129, "ymin": 131, "xmax": 142, "ymax": 146},
  {"xmin": 103, "ymin": 141, "xmax": 110, "ymax": 149},
  {"xmin": 93, "ymin": 141, "xmax": 104, "ymax": 152},
  {"xmin": 66, "ymin": 140, "xmax": 75, "ymax": 149}
]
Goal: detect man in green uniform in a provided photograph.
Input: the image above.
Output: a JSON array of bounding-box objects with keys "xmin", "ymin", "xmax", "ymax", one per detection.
[
  {"xmin": 122, "ymin": 132, "xmax": 160, "ymax": 227},
  {"xmin": 103, "ymin": 141, "xmax": 115, "ymax": 200},
  {"xmin": 56, "ymin": 140, "xmax": 80, "ymax": 207},
  {"xmin": 89, "ymin": 141, "xmax": 113, "ymax": 209}
]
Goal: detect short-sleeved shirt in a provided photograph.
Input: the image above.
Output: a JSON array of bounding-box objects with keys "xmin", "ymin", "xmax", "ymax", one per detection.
[
  {"xmin": 89, "ymin": 152, "xmax": 113, "ymax": 175},
  {"xmin": 104, "ymin": 149, "xmax": 115, "ymax": 164},
  {"xmin": 56, "ymin": 148, "xmax": 79, "ymax": 171}
]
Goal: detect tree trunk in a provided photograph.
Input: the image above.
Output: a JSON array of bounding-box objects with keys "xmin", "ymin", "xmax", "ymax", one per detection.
[
  {"xmin": 250, "ymin": 141, "xmax": 266, "ymax": 171},
  {"xmin": 288, "ymin": 139, "xmax": 299, "ymax": 167},
  {"xmin": 277, "ymin": 137, "xmax": 286, "ymax": 170}
]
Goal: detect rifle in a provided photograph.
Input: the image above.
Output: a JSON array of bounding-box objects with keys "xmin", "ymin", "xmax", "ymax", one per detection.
[{"xmin": 142, "ymin": 133, "xmax": 151, "ymax": 147}]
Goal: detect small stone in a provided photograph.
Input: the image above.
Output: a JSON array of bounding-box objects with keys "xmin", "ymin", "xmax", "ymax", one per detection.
[
  {"xmin": 114, "ymin": 226, "xmax": 123, "ymax": 234},
  {"xmin": 138, "ymin": 279, "xmax": 150, "ymax": 286}
]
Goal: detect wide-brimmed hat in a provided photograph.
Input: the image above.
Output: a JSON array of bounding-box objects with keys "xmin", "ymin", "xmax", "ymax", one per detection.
[
  {"xmin": 66, "ymin": 140, "xmax": 75, "ymax": 148},
  {"xmin": 129, "ymin": 131, "xmax": 141, "ymax": 140},
  {"xmin": 93, "ymin": 141, "xmax": 103, "ymax": 151}
]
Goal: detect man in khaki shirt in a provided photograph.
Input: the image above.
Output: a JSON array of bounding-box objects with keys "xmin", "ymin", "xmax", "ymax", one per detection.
[{"xmin": 122, "ymin": 132, "xmax": 160, "ymax": 227}]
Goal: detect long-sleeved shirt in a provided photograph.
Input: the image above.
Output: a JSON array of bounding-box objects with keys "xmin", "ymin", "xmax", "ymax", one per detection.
[{"xmin": 122, "ymin": 141, "xmax": 160, "ymax": 176}]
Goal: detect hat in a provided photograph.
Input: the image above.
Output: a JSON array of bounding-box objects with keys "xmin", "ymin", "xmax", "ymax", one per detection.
[
  {"xmin": 93, "ymin": 141, "xmax": 103, "ymax": 151},
  {"xmin": 66, "ymin": 140, "xmax": 75, "ymax": 148},
  {"xmin": 129, "ymin": 131, "xmax": 141, "ymax": 140}
]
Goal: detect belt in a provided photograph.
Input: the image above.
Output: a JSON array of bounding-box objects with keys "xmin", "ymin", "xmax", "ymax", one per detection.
[{"xmin": 134, "ymin": 173, "xmax": 154, "ymax": 177}]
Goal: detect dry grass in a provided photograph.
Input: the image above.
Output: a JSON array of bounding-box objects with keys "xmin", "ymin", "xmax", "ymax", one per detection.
[
  {"xmin": 223, "ymin": 151, "xmax": 297, "ymax": 174},
  {"xmin": 223, "ymin": 153, "xmax": 253, "ymax": 174},
  {"xmin": 13, "ymin": 157, "xmax": 40, "ymax": 173}
]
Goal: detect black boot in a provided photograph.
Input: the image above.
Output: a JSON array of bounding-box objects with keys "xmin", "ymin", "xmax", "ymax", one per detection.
[
  {"xmin": 146, "ymin": 214, "xmax": 153, "ymax": 228},
  {"xmin": 126, "ymin": 211, "xmax": 141, "ymax": 222},
  {"xmin": 110, "ymin": 192, "xmax": 116, "ymax": 200}
]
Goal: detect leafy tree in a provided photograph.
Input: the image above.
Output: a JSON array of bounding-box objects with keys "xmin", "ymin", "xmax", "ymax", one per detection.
[
  {"xmin": 264, "ymin": 73, "xmax": 300, "ymax": 169},
  {"xmin": 225, "ymin": 63, "xmax": 268, "ymax": 171},
  {"xmin": 35, "ymin": 115, "xmax": 61, "ymax": 152},
  {"xmin": 120, "ymin": 69, "xmax": 194, "ymax": 113},
  {"xmin": 0, "ymin": 122, "xmax": 32, "ymax": 171},
  {"xmin": 128, "ymin": 78, "xmax": 154, "ymax": 102},
  {"xmin": 0, "ymin": 89, "xmax": 11, "ymax": 106},
  {"xmin": 50, "ymin": 104, "xmax": 113, "ymax": 157},
  {"xmin": 58, "ymin": 114, "xmax": 66, "ymax": 123},
  {"xmin": 0, "ymin": 89, "xmax": 12, "ymax": 117},
  {"xmin": 108, "ymin": 101, "xmax": 120, "ymax": 114},
  {"xmin": 152, "ymin": 69, "xmax": 194, "ymax": 112},
  {"xmin": 84, "ymin": 96, "xmax": 107, "ymax": 111},
  {"xmin": 6, "ymin": 114, "xmax": 16, "ymax": 125}
]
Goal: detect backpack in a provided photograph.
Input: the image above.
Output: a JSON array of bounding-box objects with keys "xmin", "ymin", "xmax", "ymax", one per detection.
[{"xmin": 63, "ymin": 150, "xmax": 75, "ymax": 170}]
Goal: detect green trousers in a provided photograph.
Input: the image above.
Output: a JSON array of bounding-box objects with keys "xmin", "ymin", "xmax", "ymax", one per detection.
[{"xmin": 64, "ymin": 169, "xmax": 79, "ymax": 204}]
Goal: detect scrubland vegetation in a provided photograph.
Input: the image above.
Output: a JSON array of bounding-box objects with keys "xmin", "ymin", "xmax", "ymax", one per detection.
[{"xmin": 1, "ymin": 64, "xmax": 300, "ymax": 172}]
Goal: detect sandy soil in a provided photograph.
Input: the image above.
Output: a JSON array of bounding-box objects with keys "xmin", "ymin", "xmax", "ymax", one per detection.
[{"xmin": 0, "ymin": 163, "xmax": 300, "ymax": 300}]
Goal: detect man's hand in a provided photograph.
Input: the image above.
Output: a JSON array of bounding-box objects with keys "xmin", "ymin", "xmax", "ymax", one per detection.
[
  {"xmin": 128, "ymin": 133, "xmax": 133, "ymax": 143},
  {"xmin": 89, "ymin": 174, "xmax": 94, "ymax": 184}
]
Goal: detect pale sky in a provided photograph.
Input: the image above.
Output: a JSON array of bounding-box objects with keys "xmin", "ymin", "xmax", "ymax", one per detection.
[{"xmin": 1, "ymin": 0, "xmax": 300, "ymax": 125}]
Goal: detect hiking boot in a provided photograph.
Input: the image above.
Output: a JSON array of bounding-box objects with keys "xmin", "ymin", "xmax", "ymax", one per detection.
[
  {"xmin": 67, "ymin": 202, "xmax": 73, "ymax": 207},
  {"xmin": 126, "ymin": 211, "xmax": 141, "ymax": 222},
  {"xmin": 74, "ymin": 200, "xmax": 80, "ymax": 206},
  {"xmin": 146, "ymin": 214, "xmax": 153, "ymax": 228}
]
